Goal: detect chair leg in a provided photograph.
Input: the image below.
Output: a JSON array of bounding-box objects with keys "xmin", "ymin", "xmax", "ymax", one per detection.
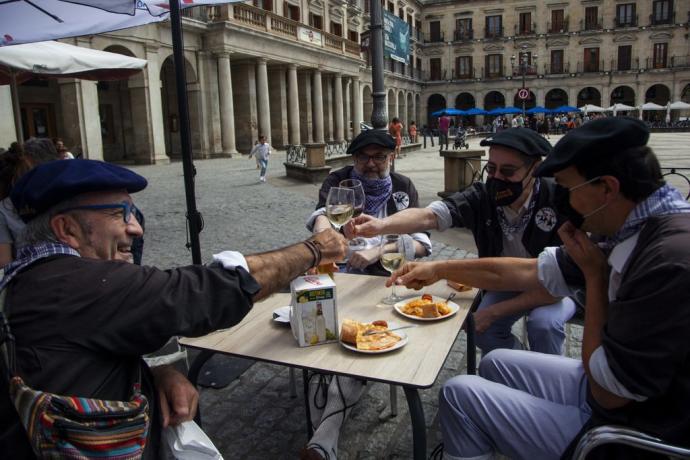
[
  {"xmin": 288, "ymin": 368, "xmax": 297, "ymax": 398},
  {"xmin": 389, "ymin": 384, "xmax": 398, "ymax": 417}
]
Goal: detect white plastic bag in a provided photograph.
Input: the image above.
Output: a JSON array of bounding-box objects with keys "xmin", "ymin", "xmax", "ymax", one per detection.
[{"xmin": 162, "ymin": 421, "xmax": 223, "ymax": 460}]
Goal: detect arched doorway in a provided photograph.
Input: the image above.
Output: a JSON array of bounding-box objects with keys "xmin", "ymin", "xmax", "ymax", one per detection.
[
  {"xmin": 362, "ymin": 85, "xmax": 373, "ymax": 124},
  {"xmin": 387, "ymin": 88, "xmax": 396, "ymax": 121},
  {"xmin": 610, "ymin": 86, "xmax": 635, "ymax": 106},
  {"xmin": 683, "ymin": 84, "xmax": 690, "ymax": 102},
  {"xmin": 98, "ymin": 45, "xmax": 141, "ymax": 163},
  {"xmin": 455, "ymin": 92, "xmax": 476, "ymax": 126},
  {"xmin": 513, "ymin": 90, "xmax": 536, "ymax": 110},
  {"xmin": 545, "ymin": 88, "xmax": 569, "ymax": 109},
  {"xmin": 161, "ymin": 55, "xmax": 202, "ymax": 159},
  {"xmin": 645, "ymin": 84, "xmax": 670, "ymax": 105},
  {"xmin": 577, "ymin": 87, "xmax": 601, "ymax": 107},
  {"xmin": 484, "ymin": 91, "xmax": 505, "ymax": 111},
  {"xmin": 397, "ymin": 90, "xmax": 404, "ymax": 124},
  {"xmin": 427, "ymin": 94, "xmax": 446, "ymax": 127},
  {"xmin": 17, "ymin": 78, "xmax": 59, "ymax": 142}
]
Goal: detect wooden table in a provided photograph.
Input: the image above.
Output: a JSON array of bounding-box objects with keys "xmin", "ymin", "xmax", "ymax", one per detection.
[{"xmin": 181, "ymin": 273, "xmax": 475, "ymax": 459}]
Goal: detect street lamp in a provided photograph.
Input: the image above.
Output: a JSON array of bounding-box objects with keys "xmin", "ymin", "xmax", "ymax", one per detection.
[{"xmin": 511, "ymin": 44, "xmax": 537, "ymax": 118}]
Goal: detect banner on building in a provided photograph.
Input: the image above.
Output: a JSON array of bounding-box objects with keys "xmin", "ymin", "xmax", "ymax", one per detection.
[
  {"xmin": 383, "ymin": 10, "xmax": 409, "ymax": 65},
  {"xmin": 298, "ymin": 27, "xmax": 324, "ymax": 46}
]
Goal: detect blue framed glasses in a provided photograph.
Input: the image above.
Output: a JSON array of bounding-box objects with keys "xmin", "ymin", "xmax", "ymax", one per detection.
[{"xmin": 62, "ymin": 201, "xmax": 139, "ymax": 224}]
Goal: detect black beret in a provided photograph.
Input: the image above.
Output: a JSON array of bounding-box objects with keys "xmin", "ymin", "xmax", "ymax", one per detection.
[
  {"xmin": 534, "ymin": 117, "xmax": 649, "ymax": 177},
  {"xmin": 11, "ymin": 159, "xmax": 148, "ymax": 222},
  {"xmin": 346, "ymin": 129, "xmax": 396, "ymax": 154},
  {"xmin": 479, "ymin": 128, "xmax": 552, "ymax": 158}
]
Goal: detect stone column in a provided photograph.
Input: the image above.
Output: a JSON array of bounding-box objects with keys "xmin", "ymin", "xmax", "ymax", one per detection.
[
  {"xmin": 412, "ymin": 93, "xmax": 417, "ymax": 125},
  {"xmin": 325, "ymin": 75, "xmax": 334, "ymax": 141},
  {"xmin": 343, "ymin": 78, "xmax": 351, "ymax": 140},
  {"xmin": 312, "ymin": 69, "xmax": 324, "ymax": 143},
  {"xmin": 287, "ymin": 64, "xmax": 301, "ymax": 145},
  {"xmin": 256, "ymin": 58, "xmax": 271, "ymax": 142},
  {"xmin": 299, "ymin": 71, "xmax": 313, "ymax": 143},
  {"xmin": 58, "ymin": 79, "xmax": 103, "ymax": 161},
  {"xmin": 352, "ymin": 77, "xmax": 362, "ymax": 137},
  {"xmin": 334, "ymin": 73, "xmax": 344, "ymax": 142},
  {"xmin": 0, "ymin": 86, "xmax": 15, "ymax": 146},
  {"xmin": 268, "ymin": 67, "xmax": 288, "ymax": 147},
  {"xmin": 216, "ymin": 52, "xmax": 237, "ymax": 155}
]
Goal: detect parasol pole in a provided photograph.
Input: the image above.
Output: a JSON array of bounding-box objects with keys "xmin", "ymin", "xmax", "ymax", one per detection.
[
  {"xmin": 9, "ymin": 69, "xmax": 23, "ymax": 142},
  {"xmin": 169, "ymin": 1, "xmax": 202, "ymax": 265}
]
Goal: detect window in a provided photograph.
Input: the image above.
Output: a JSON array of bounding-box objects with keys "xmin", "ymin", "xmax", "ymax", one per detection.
[
  {"xmin": 518, "ymin": 12, "xmax": 532, "ymax": 35},
  {"xmin": 486, "ymin": 15, "xmax": 502, "ymax": 38},
  {"xmin": 653, "ymin": 42, "xmax": 668, "ymax": 68},
  {"xmin": 455, "ymin": 18, "xmax": 472, "ymax": 40},
  {"xmin": 430, "ymin": 58, "xmax": 442, "ymax": 80},
  {"xmin": 253, "ymin": 0, "xmax": 273, "ymax": 11},
  {"xmin": 584, "ymin": 47, "xmax": 599, "ymax": 72},
  {"xmin": 398, "ymin": 8, "xmax": 404, "ymax": 19},
  {"xmin": 308, "ymin": 13, "xmax": 322, "ymax": 30},
  {"xmin": 284, "ymin": 2, "xmax": 300, "ymax": 21},
  {"xmin": 617, "ymin": 45, "xmax": 632, "ymax": 70},
  {"xmin": 550, "ymin": 50, "xmax": 564, "ymax": 73},
  {"xmin": 616, "ymin": 3, "xmax": 636, "ymax": 27},
  {"xmin": 550, "ymin": 9, "xmax": 565, "ymax": 33},
  {"xmin": 348, "ymin": 30, "xmax": 359, "ymax": 42},
  {"xmin": 485, "ymin": 54, "xmax": 503, "ymax": 77},
  {"xmin": 387, "ymin": 2, "xmax": 394, "ymax": 13},
  {"xmin": 584, "ymin": 6, "xmax": 599, "ymax": 30},
  {"xmin": 456, "ymin": 56, "xmax": 473, "ymax": 78},
  {"xmin": 652, "ymin": 0, "xmax": 672, "ymax": 24},
  {"xmin": 330, "ymin": 21, "xmax": 342, "ymax": 36},
  {"xmin": 429, "ymin": 20, "xmax": 442, "ymax": 42}
]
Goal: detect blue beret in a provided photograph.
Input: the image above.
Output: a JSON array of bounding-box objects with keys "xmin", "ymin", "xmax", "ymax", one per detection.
[
  {"xmin": 535, "ymin": 117, "xmax": 649, "ymax": 177},
  {"xmin": 479, "ymin": 128, "xmax": 552, "ymax": 157},
  {"xmin": 11, "ymin": 159, "xmax": 147, "ymax": 222},
  {"xmin": 346, "ymin": 129, "xmax": 396, "ymax": 154}
]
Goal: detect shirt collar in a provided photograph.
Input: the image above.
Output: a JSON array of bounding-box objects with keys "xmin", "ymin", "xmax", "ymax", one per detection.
[{"xmin": 608, "ymin": 232, "xmax": 640, "ymax": 274}]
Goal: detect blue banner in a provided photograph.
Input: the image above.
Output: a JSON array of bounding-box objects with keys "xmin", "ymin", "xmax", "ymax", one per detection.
[{"xmin": 383, "ymin": 10, "xmax": 410, "ymax": 65}]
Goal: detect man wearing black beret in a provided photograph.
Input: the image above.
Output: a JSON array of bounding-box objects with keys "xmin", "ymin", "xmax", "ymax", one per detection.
[
  {"xmin": 0, "ymin": 160, "xmax": 347, "ymax": 459},
  {"xmin": 354, "ymin": 127, "xmax": 575, "ymax": 356},
  {"xmin": 390, "ymin": 117, "xmax": 690, "ymax": 459}
]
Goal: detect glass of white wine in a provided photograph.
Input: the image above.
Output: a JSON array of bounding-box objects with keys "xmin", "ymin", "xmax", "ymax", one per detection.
[
  {"xmin": 325, "ymin": 187, "xmax": 355, "ymax": 230},
  {"xmin": 339, "ymin": 178, "xmax": 367, "ymax": 247},
  {"xmin": 379, "ymin": 234, "xmax": 407, "ymax": 304}
]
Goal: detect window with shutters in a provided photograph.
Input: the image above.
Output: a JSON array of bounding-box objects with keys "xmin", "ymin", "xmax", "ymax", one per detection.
[
  {"xmin": 550, "ymin": 50, "xmax": 564, "ymax": 73},
  {"xmin": 485, "ymin": 54, "xmax": 503, "ymax": 77},
  {"xmin": 617, "ymin": 45, "xmax": 632, "ymax": 70},
  {"xmin": 430, "ymin": 58, "xmax": 442, "ymax": 80},
  {"xmin": 455, "ymin": 56, "xmax": 473, "ymax": 78},
  {"xmin": 653, "ymin": 43, "xmax": 668, "ymax": 68}
]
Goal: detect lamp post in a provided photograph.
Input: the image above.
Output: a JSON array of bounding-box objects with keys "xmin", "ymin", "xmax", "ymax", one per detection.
[
  {"xmin": 369, "ymin": 0, "xmax": 387, "ymax": 129},
  {"xmin": 511, "ymin": 44, "xmax": 537, "ymax": 119}
]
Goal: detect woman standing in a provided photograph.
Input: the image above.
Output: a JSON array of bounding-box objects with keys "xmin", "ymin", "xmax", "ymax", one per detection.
[{"xmin": 388, "ymin": 117, "xmax": 403, "ymax": 158}]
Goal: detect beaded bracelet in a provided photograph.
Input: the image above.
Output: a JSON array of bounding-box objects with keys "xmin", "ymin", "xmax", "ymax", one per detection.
[{"xmin": 303, "ymin": 240, "xmax": 322, "ymax": 269}]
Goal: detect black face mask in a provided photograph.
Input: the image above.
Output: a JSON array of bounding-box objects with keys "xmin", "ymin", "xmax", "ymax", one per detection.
[
  {"xmin": 486, "ymin": 177, "xmax": 524, "ymax": 207},
  {"xmin": 554, "ymin": 184, "xmax": 585, "ymax": 228}
]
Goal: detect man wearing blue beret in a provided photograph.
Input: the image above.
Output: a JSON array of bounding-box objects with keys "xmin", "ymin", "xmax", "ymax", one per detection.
[
  {"xmin": 354, "ymin": 127, "xmax": 576, "ymax": 356},
  {"xmin": 390, "ymin": 117, "xmax": 690, "ymax": 459},
  {"xmin": 0, "ymin": 160, "xmax": 347, "ymax": 459}
]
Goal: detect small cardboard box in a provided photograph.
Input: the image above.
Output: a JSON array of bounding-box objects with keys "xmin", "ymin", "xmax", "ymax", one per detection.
[{"xmin": 290, "ymin": 275, "xmax": 338, "ymax": 347}]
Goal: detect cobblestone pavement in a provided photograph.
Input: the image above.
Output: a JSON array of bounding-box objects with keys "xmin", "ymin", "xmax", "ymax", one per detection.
[{"xmin": 128, "ymin": 132, "xmax": 687, "ymax": 459}]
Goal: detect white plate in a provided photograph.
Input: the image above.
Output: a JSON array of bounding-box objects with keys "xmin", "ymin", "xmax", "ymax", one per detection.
[
  {"xmin": 272, "ymin": 306, "xmax": 291, "ymax": 324},
  {"xmin": 393, "ymin": 296, "xmax": 460, "ymax": 321},
  {"xmin": 339, "ymin": 322, "xmax": 409, "ymax": 354}
]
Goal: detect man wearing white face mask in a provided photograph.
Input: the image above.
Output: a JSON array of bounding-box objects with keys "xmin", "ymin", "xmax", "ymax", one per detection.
[{"xmin": 354, "ymin": 128, "xmax": 576, "ymax": 355}]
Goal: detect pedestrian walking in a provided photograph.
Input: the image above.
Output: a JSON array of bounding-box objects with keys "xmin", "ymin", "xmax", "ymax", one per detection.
[{"xmin": 249, "ymin": 135, "xmax": 271, "ymax": 183}]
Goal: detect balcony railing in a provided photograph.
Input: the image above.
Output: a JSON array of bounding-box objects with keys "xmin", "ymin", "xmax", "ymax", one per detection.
[
  {"xmin": 484, "ymin": 27, "xmax": 503, "ymax": 39},
  {"xmin": 580, "ymin": 17, "xmax": 603, "ymax": 31},
  {"xmin": 614, "ymin": 15, "xmax": 638, "ymax": 28},
  {"xmin": 547, "ymin": 20, "xmax": 569, "ymax": 34},
  {"xmin": 671, "ymin": 55, "xmax": 690, "ymax": 68},
  {"xmin": 511, "ymin": 65, "xmax": 538, "ymax": 77},
  {"xmin": 610, "ymin": 58, "xmax": 639, "ymax": 72},
  {"xmin": 647, "ymin": 57, "xmax": 669, "ymax": 69},
  {"xmin": 453, "ymin": 29, "xmax": 473, "ymax": 41},
  {"xmin": 649, "ymin": 11, "xmax": 675, "ymax": 25},
  {"xmin": 577, "ymin": 60, "xmax": 604, "ymax": 73},
  {"xmin": 453, "ymin": 69, "xmax": 476, "ymax": 80},
  {"xmin": 515, "ymin": 23, "xmax": 536, "ymax": 36},
  {"xmin": 231, "ymin": 3, "xmax": 360, "ymax": 58},
  {"xmin": 424, "ymin": 32, "xmax": 445, "ymax": 43},
  {"xmin": 424, "ymin": 70, "xmax": 447, "ymax": 81},
  {"xmin": 410, "ymin": 26, "xmax": 422, "ymax": 42},
  {"xmin": 543, "ymin": 62, "xmax": 570, "ymax": 75},
  {"xmin": 483, "ymin": 67, "xmax": 504, "ymax": 78}
]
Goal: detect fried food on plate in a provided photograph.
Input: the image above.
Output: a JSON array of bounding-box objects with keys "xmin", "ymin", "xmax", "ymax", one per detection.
[
  {"xmin": 340, "ymin": 319, "xmax": 401, "ymax": 351},
  {"xmin": 401, "ymin": 297, "xmax": 452, "ymax": 318}
]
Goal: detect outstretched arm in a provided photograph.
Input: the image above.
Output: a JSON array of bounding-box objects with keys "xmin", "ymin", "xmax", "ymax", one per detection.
[
  {"xmin": 474, "ymin": 286, "xmax": 560, "ymax": 333},
  {"xmin": 352, "ymin": 207, "xmax": 439, "ymax": 238}
]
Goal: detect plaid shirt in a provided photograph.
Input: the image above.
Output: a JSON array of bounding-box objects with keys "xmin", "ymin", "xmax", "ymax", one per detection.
[{"xmin": 0, "ymin": 242, "xmax": 80, "ymax": 291}]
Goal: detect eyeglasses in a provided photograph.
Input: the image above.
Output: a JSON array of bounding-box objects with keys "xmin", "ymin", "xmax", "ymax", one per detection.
[
  {"xmin": 62, "ymin": 201, "xmax": 139, "ymax": 224},
  {"xmin": 355, "ymin": 152, "xmax": 389, "ymax": 164},
  {"xmin": 485, "ymin": 163, "xmax": 528, "ymax": 179}
]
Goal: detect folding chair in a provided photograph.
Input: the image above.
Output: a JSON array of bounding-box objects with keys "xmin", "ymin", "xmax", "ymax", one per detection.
[{"xmin": 572, "ymin": 425, "xmax": 690, "ymax": 459}]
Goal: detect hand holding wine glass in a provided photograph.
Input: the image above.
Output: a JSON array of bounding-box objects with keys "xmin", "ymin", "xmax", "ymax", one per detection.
[{"xmin": 379, "ymin": 234, "xmax": 408, "ymax": 304}]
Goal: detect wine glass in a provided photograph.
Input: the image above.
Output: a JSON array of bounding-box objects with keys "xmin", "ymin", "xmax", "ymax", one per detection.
[
  {"xmin": 379, "ymin": 234, "xmax": 407, "ymax": 304},
  {"xmin": 339, "ymin": 179, "xmax": 366, "ymax": 246},
  {"xmin": 325, "ymin": 187, "xmax": 355, "ymax": 230}
]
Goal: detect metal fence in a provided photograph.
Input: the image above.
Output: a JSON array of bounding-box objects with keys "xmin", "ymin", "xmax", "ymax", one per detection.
[
  {"xmin": 325, "ymin": 141, "xmax": 350, "ymax": 159},
  {"xmin": 286, "ymin": 144, "xmax": 306, "ymax": 164}
]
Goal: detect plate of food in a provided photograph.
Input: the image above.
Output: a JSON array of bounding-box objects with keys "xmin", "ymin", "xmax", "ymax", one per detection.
[
  {"xmin": 339, "ymin": 319, "xmax": 408, "ymax": 354},
  {"xmin": 394, "ymin": 294, "xmax": 460, "ymax": 321}
]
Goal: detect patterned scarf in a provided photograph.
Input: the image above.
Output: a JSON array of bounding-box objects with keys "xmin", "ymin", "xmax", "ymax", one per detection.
[
  {"xmin": 605, "ymin": 184, "xmax": 690, "ymax": 247},
  {"xmin": 495, "ymin": 179, "xmax": 541, "ymax": 240},
  {"xmin": 351, "ymin": 169, "xmax": 393, "ymax": 215},
  {"xmin": 0, "ymin": 242, "xmax": 80, "ymax": 291}
]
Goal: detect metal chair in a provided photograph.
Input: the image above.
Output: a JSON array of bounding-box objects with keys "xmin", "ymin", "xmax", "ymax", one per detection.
[{"xmin": 572, "ymin": 425, "xmax": 690, "ymax": 459}]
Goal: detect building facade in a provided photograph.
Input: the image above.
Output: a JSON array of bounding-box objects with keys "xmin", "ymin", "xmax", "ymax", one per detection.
[{"xmin": 1, "ymin": 0, "xmax": 688, "ymax": 163}]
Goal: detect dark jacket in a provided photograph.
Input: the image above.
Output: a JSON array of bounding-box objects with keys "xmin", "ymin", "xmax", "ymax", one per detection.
[{"xmin": 442, "ymin": 178, "xmax": 565, "ymax": 257}]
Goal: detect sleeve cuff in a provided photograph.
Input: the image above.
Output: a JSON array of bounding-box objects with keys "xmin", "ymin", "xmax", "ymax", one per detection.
[
  {"xmin": 537, "ymin": 247, "xmax": 576, "ymax": 297},
  {"xmin": 306, "ymin": 208, "xmax": 326, "ymax": 232},
  {"xmin": 589, "ymin": 346, "xmax": 647, "ymax": 401},
  {"xmin": 211, "ymin": 251, "xmax": 250, "ymax": 274},
  {"xmin": 427, "ymin": 201, "xmax": 452, "ymax": 231}
]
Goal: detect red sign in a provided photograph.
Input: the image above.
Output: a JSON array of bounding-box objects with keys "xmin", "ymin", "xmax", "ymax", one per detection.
[{"xmin": 517, "ymin": 88, "xmax": 530, "ymax": 100}]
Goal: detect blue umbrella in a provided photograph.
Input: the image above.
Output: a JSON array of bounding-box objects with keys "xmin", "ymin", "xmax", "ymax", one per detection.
[
  {"xmin": 486, "ymin": 107, "xmax": 507, "ymax": 115},
  {"xmin": 464, "ymin": 107, "xmax": 487, "ymax": 116},
  {"xmin": 501, "ymin": 107, "xmax": 523, "ymax": 114},
  {"xmin": 552, "ymin": 105, "xmax": 581, "ymax": 113},
  {"xmin": 431, "ymin": 108, "xmax": 453, "ymax": 117},
  {"xmin": 527, "ymin": 106, "xmax": 550, "ymax": 114}
]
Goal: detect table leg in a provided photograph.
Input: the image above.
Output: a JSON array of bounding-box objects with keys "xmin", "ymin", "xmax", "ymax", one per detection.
[
  {"xmin": 389, "ymin": 385, "xmax": 398, "ymax": 417},
  {"xmin": 466, "ymin": 313, "xmax": 476, "ymax": 375},
  {"xmin": 289, "ymin": 368, "xmax": 297, "ymax": 398},
  {"xmin": 302, "ymin": 369, "xmax": 314, "ymax": 438},
  {"xmin": 187, "ymin": 350, "xmax": 215, "ymax": 427},
  {"xmin": 403, "ymin": 387, "xmax": 426, "ymax": 460}
]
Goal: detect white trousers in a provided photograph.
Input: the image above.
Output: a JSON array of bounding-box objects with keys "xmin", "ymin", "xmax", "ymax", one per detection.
[{"xmin": 439, "ymin": 349, "xmax": 591, "ymax": 460}]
